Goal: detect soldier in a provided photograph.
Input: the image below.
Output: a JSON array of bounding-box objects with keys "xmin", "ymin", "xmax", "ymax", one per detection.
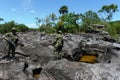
[
  {"xmin": 3, "ymin": 27, "xmax": 19, "ymax": 60},
  {"xmin": 53, "ymin": 31, "xmax": 64, "ymax": 60}
]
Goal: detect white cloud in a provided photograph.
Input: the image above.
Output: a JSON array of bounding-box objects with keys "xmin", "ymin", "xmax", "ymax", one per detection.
[
  {"xmin": 12, "ymin": 8, "xmax": 16, "ymax": 12},
  {"xmin": 29, "ymin": 10, "xmax": 36, "ymax": 14},
  {"xmin": 26, "ymin": 23, "xmax": 37, "ymax": 28}
]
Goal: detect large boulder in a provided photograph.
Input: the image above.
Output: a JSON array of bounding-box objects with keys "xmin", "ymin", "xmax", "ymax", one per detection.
[
  {"xmin": 0, "ymin": 32, "xmax": 120, "ymax": 80},
  {"xmin": 45, "ymin": 59, "xmax": 120, "ymax": 80}
]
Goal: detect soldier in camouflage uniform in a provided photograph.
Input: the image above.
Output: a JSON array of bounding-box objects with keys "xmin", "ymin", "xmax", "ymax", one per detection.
[
  {"xmin": 3, "ymin": 27, "xmax": 19, "ymax": 60},
  {"xmin": 53, "ymin": 31, "xmax": 64, "ymax": 60}
]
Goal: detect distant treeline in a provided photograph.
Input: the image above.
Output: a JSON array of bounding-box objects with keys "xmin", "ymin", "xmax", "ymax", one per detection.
[{"xmin": 0, "ymin": 4, "xmax": 120, "ymax": 40}]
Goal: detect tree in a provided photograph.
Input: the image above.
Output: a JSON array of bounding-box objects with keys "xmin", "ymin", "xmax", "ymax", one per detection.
[
  {"xmin": 109, "ymin": 21, "xmax": 120, "ymax": 34},
  {"xmin": 39, "ymin": 23, "xmax": 55, "ymax": 33},
  {"xmin": 50, "ymin": 13, "xmax": 57, "ymax": 22},
  {"xmin": 16, "ymin": 24, "xmax": 29, "ymax": 32},
  {"xmin": 49, "ymin": 13, "xmax": 57, "ymax": 26},
  {"xmin": 35, "ymin": 17, "xmax": 43, "ymax": 27},
  {"xmin": 0, "ymin": 21, "xmax": 29, "ymax": 34},
  {"xmin": 56, "ymin": 21, "xmax": 64, "ymax": 32},
  {"xmin": 0, "ymin": 18, "xmax": 4, "ymax": 22},
  {"xmin": 0, "ymin": 21, "xmax": 16, "ymax": 34},
  {"xmin": 57, "ymin": 12, "xmax": 80, "ymax": 33},
  {"xmin": 98, "ymin": 20, "xmax": 120, "ymax": 40},
  {"xmin": 44, "ymin": 16, "xmax": 51, "ymax": 25},
  {"xmin": 59, "ymin": 5, "xmax": 68, "ymax": 15},
  {"xmin": 80, "ymin": 10, "xmax": 101, "ymax": 31},
  {"xmin": 36, "ymin": 15, "xmax": 56, "ymax": 33},
  {"xmin": 98, "ymin": 4, "xmax": 118, "ymax": 22}
]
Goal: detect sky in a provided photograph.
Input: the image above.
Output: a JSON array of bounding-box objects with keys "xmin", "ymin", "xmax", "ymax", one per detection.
[{"xmin": 0, "ymin": 0, "xmax": 120, "ymax": 28}]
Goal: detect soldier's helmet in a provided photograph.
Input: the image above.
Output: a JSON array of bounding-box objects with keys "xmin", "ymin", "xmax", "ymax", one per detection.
[{"xmin": 11, "ymin": 27, "xmax": 16, "ymax": 31}]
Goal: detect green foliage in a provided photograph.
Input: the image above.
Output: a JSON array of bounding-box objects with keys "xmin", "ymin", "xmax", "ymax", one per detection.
[
  {"xmin": 49, "ymin": 13, "xmax": 57, "ymax": 23},
  {"xmin": 0, "ymin": 17, "xmax": 4, "ymax": 22},
  {"xmin": 56, "ymin": 21, "xmax": 64, "ymax": 32},
  {"xmin": 80, "ymin": 10, "xmax": 101, "ymax": 31},
  {"xmin": 98, "ymin": 4, "xmax": 118, "ymax": 21},
  {"xmin": 0, "ymin": 21, "xmax": 29, "ymax": 34},
  {"xmin": 56, "ymin": 12, "xmax": 80, "ymax": 33},
  {"xmin": 80, "ymin": 10, "xmax": 100, "ymax": 26},
  {"xmin": 59, "ymin": 5, "xmax": 68, "ymax": 15},
  {"xmin": 0, "ymin": 21, "xmax": 16, "ymax": 34},
  {"xmin": 0, "ymin": 4, "xmax": 119, "ymax": 36},
  {"xmin": 16, "ymin": 24, "xmax": 29, "ymax": 32},
  {"xmin": 39, "ymin": 23, "xmax": 56, "ymax": 33},
  {"xmin": 35, "ymin": 13, "xmax": 58, "ymax": 33},
  {"xmin": 35, "ymin": 17, "xmax": 43, "ymax": 27},
  {"xmin": 103, "ymin": 21, "xmax": 120, "ymax": 40},
  {"xmin": 107, "ymin": 21, "xmax": 120, "ymax": 36}
]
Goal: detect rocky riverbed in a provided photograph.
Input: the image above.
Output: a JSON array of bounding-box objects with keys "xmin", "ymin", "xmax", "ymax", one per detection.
[{"xmin": 0, "ymin": 32, "xmax": 120, "ymax": 80}]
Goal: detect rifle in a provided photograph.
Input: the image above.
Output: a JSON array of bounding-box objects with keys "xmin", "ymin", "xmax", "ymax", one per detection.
[
  {"xmin": 3, "ymin": 37, "xmax": 15, "ymax": 47},
  {"xmin": 8, "ymin": 41, "xmax": 16, "ymax": 48}
]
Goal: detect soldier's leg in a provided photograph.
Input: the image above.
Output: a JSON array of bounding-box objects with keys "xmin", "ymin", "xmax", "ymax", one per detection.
[
  {"xmin": 8, "ymin": 44, "xmax": 11, "ymax": 57},
  {"xmin": 6, "ymin": 45, "xmax": 11, "ymax": 60},
  {"xmin": 11, "ymin": 46, "xmax": 15, "ymax": 58},
  {"xmin": 57, "ymin": 46, "xmax": 63, "ymax": 59},
  {"xmin": 53, "ymin": 52, "xmax": 58, "ymax": 60},
  {"xmin": 53, "ymin": 47, "xmax": 60, "ymax": 60}
]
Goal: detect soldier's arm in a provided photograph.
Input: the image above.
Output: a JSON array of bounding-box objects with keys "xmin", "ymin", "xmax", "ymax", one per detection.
[
  {"xmin": 54, "ymin": 37, "xmax": 59, "ymax": 44},
  {"xmin": 3, "ymin": 33, "xmax": 9, "ymax": 41}
]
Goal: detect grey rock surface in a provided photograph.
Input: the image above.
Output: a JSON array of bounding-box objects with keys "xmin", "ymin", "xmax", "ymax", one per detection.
[{"xmin": 0, "ymin": 32, "xmax": 120, "ymax": 80}]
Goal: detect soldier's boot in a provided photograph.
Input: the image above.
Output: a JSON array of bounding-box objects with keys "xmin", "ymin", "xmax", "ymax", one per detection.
[{"xmin": 6, "ymin": 53, "xmax": 11, "ymax": 61}]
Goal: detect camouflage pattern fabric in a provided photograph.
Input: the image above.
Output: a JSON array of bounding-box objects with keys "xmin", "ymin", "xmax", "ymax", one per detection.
[
  {"xmin": 4, "ymin": 32, "xmax": 18, "ymax": 59},
  {"xmin": 53, "ymin": 34, "xmax": 64, "ymax": 59},
  {"xmin": 5, "ymin": 32, "xmax": 18, "ymax": 43}
]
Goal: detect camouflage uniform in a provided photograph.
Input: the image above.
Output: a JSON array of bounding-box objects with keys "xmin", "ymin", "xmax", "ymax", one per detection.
[
  {"xmin": 53, "ymin": 32, "xmax": 64, "ymax": 60},
  {"xmin": 4, "ymin": 28, "xmax": 19, "ymax": 59}
]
